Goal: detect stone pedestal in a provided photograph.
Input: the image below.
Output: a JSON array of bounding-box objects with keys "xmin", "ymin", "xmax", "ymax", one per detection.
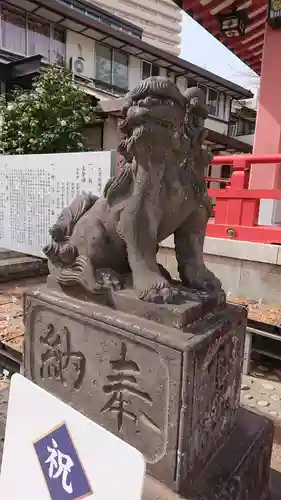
[
  {"xmin": 23, "ymin": 285, "xmax": 273, "ymax": 499},
  {"xmin": 142, "ymin": 407, "xmax": 273, "ymax": 499}
]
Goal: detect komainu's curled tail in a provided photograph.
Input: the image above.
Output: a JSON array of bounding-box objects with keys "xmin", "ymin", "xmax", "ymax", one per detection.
[{"xmin": 43, "ymin": 191, "xmax": 98, "ymax": 265}]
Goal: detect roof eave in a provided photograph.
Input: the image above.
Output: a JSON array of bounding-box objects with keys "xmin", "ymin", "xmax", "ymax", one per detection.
[
  {"xmin": 32, "ymin": 0, "xmax": 253, "ymax": 99},
  {"xmin": 206, "ymin": 128, "xmax": 252, "ymax": 153}
]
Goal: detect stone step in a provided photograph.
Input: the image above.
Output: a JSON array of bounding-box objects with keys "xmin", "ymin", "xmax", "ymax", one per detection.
[
  {"xmin": 0, "ymin": 256, "xmax": 48, "ymax": 282},
  {"xmin": 0, "ymin": 248, "xmax": 27, "ymax": 261}
]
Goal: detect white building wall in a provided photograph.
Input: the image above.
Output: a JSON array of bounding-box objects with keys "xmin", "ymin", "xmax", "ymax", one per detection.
[
  {"xmin": 103, "ymin": 117, "xmax": 121, "ymax": 151},
  {"xmin": 238, "ymin": 134, "xmax": 254, "ymax": 146},
  {"xmin": 176, "ymin": 76, "xmax": 187, "ymax": 93},
  {"xmin": 66, "ymin": 31, "xmax": 96, "ymax": 79},
  {"xmin": 205, "ymin": 118, "xmax": 228, "ymax": 135},
  {"xmin": 128, "ymin": 56, "xmax": 142, "ymax": 90}
]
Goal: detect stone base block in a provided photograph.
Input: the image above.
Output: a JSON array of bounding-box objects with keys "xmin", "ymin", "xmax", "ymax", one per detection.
[
  {"xmin": 142, "ymin": 408, "xmax": 274, "ymax": 500},
  {"xmin": 23, "ymin": 285, "xmax": 246, "ymax": 493}
]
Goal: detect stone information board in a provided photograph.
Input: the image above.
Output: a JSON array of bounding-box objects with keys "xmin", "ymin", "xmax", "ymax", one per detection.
[{"xmin": 0, "ymin": 151, "xmax": 115, "ymax": 258}]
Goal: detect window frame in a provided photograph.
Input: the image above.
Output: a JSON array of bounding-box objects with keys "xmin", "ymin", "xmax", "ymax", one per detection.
[
  {"xmin": 228, "ymin": 118, "xmax": 239, "ymax": 137},
  {"xmin": 1, "ymin": 3, "xmax": 27, "ymax": 56},
  {"xmin": 236, "ymin": 117, "xmax": 255, "ymax": 136},
  {"xmin": 51, "ymin": 25, "xmax": 66, "ymax": 66},
  {"xmin": 0, "ymin": 2, "xmax": 66, "ymax": 64},
  {"xmin": 141, "ymin": 59, "xmax": 160, "ymax": 80},
  {"xmin": 95, "ymin": 41, "xmax": 129, "ymax": 93},
  {"xmin": 27, "ymin": 13, "xmax": 51, "ymax": 61},
  {"xmin": 186, "ymin": 79, "xmax": 223, "ymax": 119},
  {"xmin": 207, "ymin": 86, "xmax": 219, "ymax": 118}
]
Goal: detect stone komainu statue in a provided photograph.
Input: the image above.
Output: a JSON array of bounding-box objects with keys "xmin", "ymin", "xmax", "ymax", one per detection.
[{"xmin": 43, "ymin": 76, "xmax": 221, "ymax": 303}]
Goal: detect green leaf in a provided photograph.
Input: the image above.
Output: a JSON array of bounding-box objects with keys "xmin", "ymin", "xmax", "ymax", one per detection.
[{"xmin": 0, "ymin": 65, "xmax": 103, "ymax": 155}]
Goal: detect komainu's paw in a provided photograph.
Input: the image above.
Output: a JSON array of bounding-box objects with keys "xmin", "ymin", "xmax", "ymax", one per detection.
[
  {"xmin": 95, "ymin": 268, "xmax": 124, "ymax": 292},
  {"xmin": 138, "ymin": 275, "xmax": 175, "ymax": 304},
  {"xmin": 142, "ymin": 286, "xmax": 174, "ymax": 304},
  {"xmin": 201, "ymin": 268, "xmax": 222, "ymax": 291},
  {"xmin": 181, "ymin": 265, "xmax": 222, "ymax": 292}
]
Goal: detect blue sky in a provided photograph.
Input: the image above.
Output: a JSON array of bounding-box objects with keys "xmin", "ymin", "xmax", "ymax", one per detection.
[{"xmin": 180, "ymin": 12, "xmax": 259, "ymax": 95}]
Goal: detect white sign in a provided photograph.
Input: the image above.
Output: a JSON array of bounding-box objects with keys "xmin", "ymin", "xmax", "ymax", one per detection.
[
  {"xmin": 0, "ymin": 374, "xmax": 145, "ymax": 500},
  {"xmin": 0, "ymin": 151, "xmax": 115, "ymax": 257}
]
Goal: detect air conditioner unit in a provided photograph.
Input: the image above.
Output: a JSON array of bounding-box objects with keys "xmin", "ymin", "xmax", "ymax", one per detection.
[
  {"xmin": 69, "ymin": 56, "xmax": 85, "ymax": 75},
  {"xmin": 69, "ymin": 56, "xmax": 94, "ymax": 87}
]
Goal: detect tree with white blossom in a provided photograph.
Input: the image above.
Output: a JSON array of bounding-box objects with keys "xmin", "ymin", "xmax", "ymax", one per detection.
[{"xmin": 0, "ymin": 66, "xmax": 102, "ymax": 155}]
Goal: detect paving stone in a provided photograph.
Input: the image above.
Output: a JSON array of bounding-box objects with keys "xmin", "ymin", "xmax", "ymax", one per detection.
[
  {"xmin": 271, "ymin": 394, "xmax": 281, "ymax": 402},
  {"xmin": 262, "ymin": 383, "xmax": 275, "ymax": 391},
  {"xmin": 257, "ymin": 400, "xmax": 270, "ymax": 407},
  {"xmin": 268, "ymin": 411, "xmax": 278, "ymax": 418},
  {"xmin": 243, "ymin": 394, "xmax": 254, "ymax": 400},
  {"xmin": 267, "ymin": 374, "xmax": 280, "ymax": 382}
]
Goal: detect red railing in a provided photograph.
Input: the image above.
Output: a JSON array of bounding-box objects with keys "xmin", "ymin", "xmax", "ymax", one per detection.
[{"xmin": 206, "ymin": 154, "xmax": 281, "ymax": 244}]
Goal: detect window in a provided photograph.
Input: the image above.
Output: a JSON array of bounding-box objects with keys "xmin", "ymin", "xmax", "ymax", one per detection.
[
  {"xmin": 1, "ymin": 6, "xmax": 26, "ymax": 54},
  {"xmin": 248, "ymin": 121, "xmax": 255, "ymax": 134},
  {"xmin": 141, "ymin": 60, "xmax": 159, "ymax": 80},
  {"xmin": 51, "ymin": 27, "xmax": 66, "ymax": 66},
  {"xmin": 186, "ymin": 80, "xmax": 221, "ymax": 118},
  {"xmin": 28, "ymin": 16, "xmax": 50, "ymax": 61},
  {"xmin": 237, "ymin": 118, "xmax": 255, "ymax": 136},
  {"xmin": 208, "ymin": 88, "xmax": 219, "ymax": 117},
  {"xmin": 96, "ymin": 44, "xmax": 111, "ymax": 85},
  {"xmin": 186, "ymin": 78, "xmax": 197, "ymax": 88},
  {"xmin": 238, "ymin": 119, "xmax": 245, "ymax": 135},
  {"xmin": 229, "ymin": 119, "xmax": 238, "ymax": 137},
  {"xmin": 0, "ymin": 4, "xmax": 66, "ymax": 63},
  {"xmin": 224, "ymin": 96, "xmax": 231, "ymax": 121},
  {"xmin": 96, "ymin": 43, "xmax": 128, "ymax": 91},
  {"xmin": 112, "ymin": 49, "xmax": 128, "ymax": 90},
  {"xmin": 198, "ymin": 85, "xmax": 219, "ymax": 117}
]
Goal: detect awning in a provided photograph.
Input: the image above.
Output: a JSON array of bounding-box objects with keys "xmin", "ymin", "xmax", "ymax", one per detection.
[
  {"xmin": 0, "ymin": 54, "xmax": 43, "ymax": 87},
  {"xmin": 206, "ymin": 128, "xmax": 252, "ymax": 153}
]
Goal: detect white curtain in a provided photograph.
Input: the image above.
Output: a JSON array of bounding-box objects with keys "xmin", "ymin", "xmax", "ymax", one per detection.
[
  {"xmin": 28, "ymin": 16, "xmax": 50, "ymax": 61},
  {"xmin": 2, "ymin": 8, "xmax": 26, "ymax": 55}
]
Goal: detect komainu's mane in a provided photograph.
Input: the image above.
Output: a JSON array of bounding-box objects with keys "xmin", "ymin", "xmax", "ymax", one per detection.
[
  {"xmin": 103, "ymin": 160, "xmax": 134, "ymax": 205},
  {"xmin": 104, "ymin": 77, "xmax": 186, "ymax": 205},
  {"xmin": 123, "ymin": 76, "xmax": 186, "ymax": 110},
  {"xmin": 103, "ymin": 78, "xmax": 208, "ymax": 206}
]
